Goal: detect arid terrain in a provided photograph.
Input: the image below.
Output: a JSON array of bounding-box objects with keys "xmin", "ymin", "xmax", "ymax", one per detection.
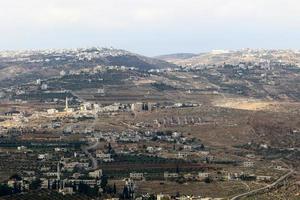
[{"xmin": 0, "ymin": 48, "xmax": 299, "ymax": 200}]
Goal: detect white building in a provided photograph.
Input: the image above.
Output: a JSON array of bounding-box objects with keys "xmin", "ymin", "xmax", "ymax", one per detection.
[
  {"xmin": 38, "ymin": 153, "xmax": 51, "ymax": 160},
  {"xmin": 36, "ymin": 79, "xmax": 41, "ymax": 85},
  {"xmin": 67, "ymin": 179, "xmax": 101, "ymax": 188},
  {"xmin": 243, "ymin": 161, "xmax": 254, "ymax": 168},
  {"xmin": 89, "ymin": 169, "xmax": 103, "ymax": 179},
  {"xmin": 63, "ymin": 162, "xmax": 80, "ymax": 171},
  {"xmin": 177, "ymin": 152, "xmax": 188, "ymax": 159},
  {"xmin": 172, "ymin": 132, "xmax": 181, "ymax": 138},
  {"xmin": 146, "ymin": 146, "xmax": 155, "ymax": 153},
  {"xmin": 60, "ymin": 70, "xmax": 66, "ymax": 76},
  {"xmin": 47, "ymin": 109, "xmax": 58, "ymax": 115},
  {"xmin": 130, "ymin": 173, "xmax": 144, "ymax": 180},
  {"xmin": 131, "ymin": 102, "xmax": 143, "ymax": 112},
  {"xmin": 44, "ymin": 172, "xmax": 58, "ymax": 177},
  {"xmin": 59, "ymin": 187, "xmax": 74, "ymax": 195},
  {"xmin": 157, "ymin": 194, "xmax": 171, "ymax": 200},
  {"xmin": 198, "ymin": 172, "xmax": 210, "ymax": 178},
  {"xmin": 41, "ymin": 83, "xmax": 48, "ymax": 90},
  {"xmin": 257, "ymin": 176, "xmax": 272, "ymax": 181},
  {"xmin": 164, "ymin": 172, "xmax": 179, "ymax": 179},
  {"xmin": 275, "ymin": 166, "xmax": 286, "ymax": 171},
  {"xmin": 96, "ymin": 152, "xmax": 112, "ymax": 160},
  {"xmin": 17, "ymin": 146, "xmax": 27, "ymax": 151}
]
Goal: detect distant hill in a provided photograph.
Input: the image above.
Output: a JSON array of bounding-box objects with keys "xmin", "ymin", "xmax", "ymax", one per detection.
[
  {"xmin": 155, "ymin": 53, "xmax": 198, "ymax": 62},
  {"xmin": 0, "ymin": 47, "xmax": 177, "ymax": 87},
  {"xmin": 157, "ymin": 49, "xmax": 300, "ymax": 67}
]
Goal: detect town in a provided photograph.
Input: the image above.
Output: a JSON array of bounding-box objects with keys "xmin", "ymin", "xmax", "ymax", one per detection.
[{"xmin": 0, "ymin": 52, "xmax": 299, "ymax": 199}]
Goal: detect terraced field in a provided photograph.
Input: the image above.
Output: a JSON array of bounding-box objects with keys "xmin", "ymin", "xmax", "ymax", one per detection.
[{"xmin": 1, "ymin": 190, "xmax": 93, "ymax": 200}]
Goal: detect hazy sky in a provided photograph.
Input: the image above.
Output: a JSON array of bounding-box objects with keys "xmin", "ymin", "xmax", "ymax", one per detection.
[{"xmin": 0, "ymin": 0, "xmax": 300, "ymax": 56}]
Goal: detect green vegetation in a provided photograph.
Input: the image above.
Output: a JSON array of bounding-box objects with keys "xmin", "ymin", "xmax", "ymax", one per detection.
[
  {"xmin": 48, "ymin": 72, "xmax": 129, "ymax": 90},
  {"xmin": 114, "ymin": 154, "xmax": 179, "ymax": 164},
  {"xmin": 29, "ymin": 179, "xmax": 42, "ymax": 190},
  {"xmin": 2, "ymin": 189, "xmax": 93, "ymax": 200},
  {"xmin": 0, "ymin": 140, "xmax": 85, "ymax": 148},
  {"xmin": 0, "ymin": 184, "xmax": 13, "ymax": 197},
  {"xmin": 13, "ymin": 92, "xmax": 74, "ymax": 101},
  {"xmin": 151, "ymin": 83, "xmax": 176, "ymax": 91}
]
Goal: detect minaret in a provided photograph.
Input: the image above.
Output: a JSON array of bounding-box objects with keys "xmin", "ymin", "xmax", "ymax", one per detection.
[
  {"xmin": 65, "ymin": 97, "xmax": 69, "ymax": 111},
  {"xmin": 57, "ymin": 161, "xmax": 61, "ymax": 180}
]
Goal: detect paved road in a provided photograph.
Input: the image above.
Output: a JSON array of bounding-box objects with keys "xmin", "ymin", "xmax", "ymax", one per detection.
[
  {"xmin": 230, "ymin": 169, "xmax": 294, "ymax": 200},
  {"xmin": 240, "ymin": 182, "xmax": 251, "ymax": 191},
  {"xmin": 82, "ymin": 140, "xmax": 99, "ymax": 170}
]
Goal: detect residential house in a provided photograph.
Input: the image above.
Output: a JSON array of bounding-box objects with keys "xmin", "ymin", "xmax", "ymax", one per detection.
[
  {"xmin": 164, "ymin": 172, "xmax": 179, "ymax": 179},
  {"xmin": 130, "ymin": 173, "xmax": 144, "ymax": 180}
]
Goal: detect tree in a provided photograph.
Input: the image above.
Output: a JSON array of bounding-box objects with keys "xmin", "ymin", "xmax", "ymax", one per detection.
[
  {"xmin": 105, "ymin": 185, "xmax": 113, "ymax": 194},
  {"xmin": 205, "ymin": 157, "xmax": 210, "ymax": 164},
  {"xmin": 204, "ymin": 177, "xmax": 211, "ymax": 183},
  {"xmin": 29, "ymin": 178, "xmax": 42, "ymax": 190},
  {"xmin": 77, "ymin": 182, "xmax": 99, "ymax": 197},
  {"xmin": 51, "ymin": 180, "xmax": 57, "ymax": 190},
  {"xmin": 101, "ymin": 175, "xmax": 108, "ymax": 191},
  {"xmin": 148, "ymin": 194, "xmax": 156, "ymax": 200},
  {"xmin": 0, "ymin": 184, "xmax": 12, "ymax": 197},
  {"xmin": 108, "ymin": 143, "xmax": 112, "ymax": 153},
  {"xmin": 200, "ymin": 144, "xmax": 205, "ymax": 150},
  {"xmin": 113, "ymin": 183, "xmax": 117, "ymax": 194},
  {"xmin": 78, "ymin": 182, "xmax": 89, "ymax": 194},
  {"xmin": 12, "ymin": 182, "xmax": 21, "ymax": 194},
  {"xmin": 9, "ymin": 174, "xmax": 22, "ymax": 181},
  {"xmin": 122, "ymin": 186, "xmax": 130, "ymax": 199}
]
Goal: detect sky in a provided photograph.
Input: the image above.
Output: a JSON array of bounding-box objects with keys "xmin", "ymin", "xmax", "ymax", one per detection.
[{"xmin": 0, "ymin": 0, "xmax": 300, "ymax": 56}]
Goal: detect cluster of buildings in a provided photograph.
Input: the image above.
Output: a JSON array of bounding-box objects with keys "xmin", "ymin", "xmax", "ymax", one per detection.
[
  {"xmin": 92, "ymin": 131, "xmax": 185, "ymax": 144},
  {"xmin": 0, "ymin": 95, "xmax": 159, "ymax": 133},
  {"xmin": 162, "ymin": 171, "xmax": 273, "ymax": 183},
  {"xmin": 0, "ymin": 47, "xmax": 136, "ymax": 65},
  {"xmin": 156, "ymin": 194, "xmax": 223, "ymax": 200},
  {"xmin": 90, "ymin": 130, "xmax": 207, "ymax": 160},
  {"xmin": 49, "ymin": 97, "xmax": 158, "ymax": 115}
]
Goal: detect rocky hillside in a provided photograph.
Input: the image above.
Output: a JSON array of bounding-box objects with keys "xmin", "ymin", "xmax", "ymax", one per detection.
[
  {"xmin": 0, "ymin": 47, "xmax": 176, "ymax": 87},
  {"xmin": 155, "ymin": 53, "xmax": 197, "ymax": 62},
  {"xmin": 158, "ymin": 49, "xmax": 300, "ymax": 67}
]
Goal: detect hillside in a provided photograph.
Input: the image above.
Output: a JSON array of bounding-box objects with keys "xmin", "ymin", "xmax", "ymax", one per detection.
[
  {"xmin": 0, "ymin": 47, "xmax": 176, "ymax": 87},
  {"xmin": 158, "ymin": 49, "xmax": 300, "ymax": 67},
  {"xmin": 155, "ymin": 53, "xmax": 198, "ymax": 62}
]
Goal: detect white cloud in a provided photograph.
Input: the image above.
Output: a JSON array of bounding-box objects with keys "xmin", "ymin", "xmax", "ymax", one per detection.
[
  {"xmin": 0, "ymin": 0, "xmax": 299, "ymax": 54},
  {"xmin": 1, "ymin": 0, "xmax": 299, "ymax": 29}
]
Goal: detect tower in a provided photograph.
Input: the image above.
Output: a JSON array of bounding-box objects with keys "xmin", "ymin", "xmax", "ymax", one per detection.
[
  {"xmin": 57, "ymin": 161, "xmax": 61, "ymax": 180},
  {"xmin": 65, "ymin": 97, "xmax": 69, "ymax": 111}
]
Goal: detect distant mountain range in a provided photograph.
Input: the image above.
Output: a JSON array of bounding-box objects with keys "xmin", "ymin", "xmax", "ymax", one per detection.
[
  {"xmin": 2, "ymin": 48, "xmax": 300, "ymax": 88},
  {"xmin": 155, "ymin": 53, "xmax": 197, "ymax": 61},
  {"xmin": 0, "ymin": 47, "xmax": 176, "ymax": 87},
  {"xmin": 157, "ymin": 49, "xmax": 300, "ymax": 67}
]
